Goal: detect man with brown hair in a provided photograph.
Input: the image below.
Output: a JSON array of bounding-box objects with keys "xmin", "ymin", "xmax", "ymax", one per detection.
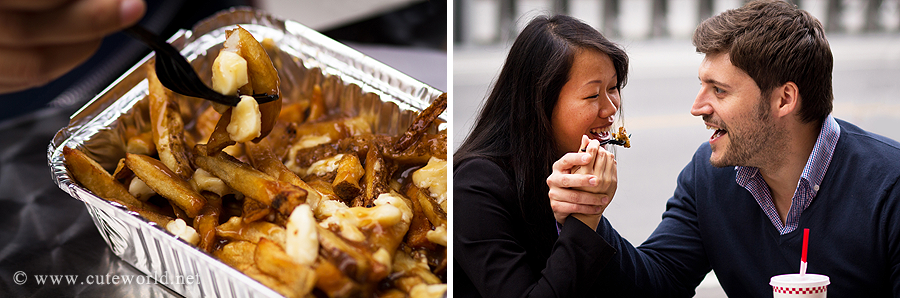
[{"xmin": 548, "ymin": 0, "xmax": 900, "ymax": 296}]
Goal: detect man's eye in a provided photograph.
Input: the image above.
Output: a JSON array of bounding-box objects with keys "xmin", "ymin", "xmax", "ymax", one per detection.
[
  {"xmin": 585, "ymin": 94, "xmax": 599, "ymax": 99},
  {"xmin": 714, "ymin": 87, "xmax": 724, "ymax": 94}
]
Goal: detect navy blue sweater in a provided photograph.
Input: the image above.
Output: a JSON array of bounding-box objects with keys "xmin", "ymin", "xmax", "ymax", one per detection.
[{"xmin": 595, "ymin": 119, "xmax": 900, "ymax": 297}]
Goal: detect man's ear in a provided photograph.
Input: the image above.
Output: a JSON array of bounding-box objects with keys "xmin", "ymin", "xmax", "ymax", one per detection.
[{"xmin": 772, "ymin": 81, "xmax": 800, "ymax": 118}]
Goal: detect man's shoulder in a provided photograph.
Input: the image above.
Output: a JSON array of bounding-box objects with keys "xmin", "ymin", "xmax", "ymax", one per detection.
[{"xmin": 836, "ymin": 119, "xmax": 900, "ymax": 161}]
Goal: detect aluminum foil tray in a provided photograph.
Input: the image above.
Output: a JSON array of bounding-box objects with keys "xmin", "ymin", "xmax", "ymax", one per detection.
[{"xmin": 47, "ymin": 8, "xmax": 445, "ymax": 297}]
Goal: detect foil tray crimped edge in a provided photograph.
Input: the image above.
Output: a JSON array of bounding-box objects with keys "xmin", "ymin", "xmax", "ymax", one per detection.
[{"xmin": 48, "ymin": 7, "xmax": 444, "ymax": 297}]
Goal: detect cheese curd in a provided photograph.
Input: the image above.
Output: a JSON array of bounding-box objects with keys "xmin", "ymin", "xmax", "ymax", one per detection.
[
  {"xmin": 426, "ymin": 224, "xmax": 447, "ymax": 246},
  {"xmin": 227, "ymin": 95, "xmax": 262, "ymax": 142},
  {"xmin": 166, "ymin": 218, "xmax": 200, "ymax": 245},
  {"xmin": 297, "ymin": 154, "xmax": 344, "ymax": 177},
  {"xmin": 191, "ymin": 168, "xmax": 231, "ymax": 196},
  {"xmin": 211, "ymin": 50, "xmax": 248, "ymax": 96},
  {"xmin": 128, "ymin": 177, "xmax": 156, "ymax": 201},
  {"xmin": 285, "ymin": 204, "xmax": 318, "ymax": 266},
  {"xmin": 410, "ymin": 284, "xmax": 448, "ymax": 298},
  {"xmin": 412, "ymin": 157, "xmax": 447, "ymax": 212}
]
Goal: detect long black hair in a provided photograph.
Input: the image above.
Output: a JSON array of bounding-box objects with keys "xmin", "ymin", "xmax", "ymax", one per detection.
[{"xmin": 454, "ymin": 15, "xmax": 628, "ymax": 231}]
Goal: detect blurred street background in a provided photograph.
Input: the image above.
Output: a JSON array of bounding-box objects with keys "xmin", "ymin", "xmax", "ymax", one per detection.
[{"xmin": 453, "ymin": 0, "xmax": 900, "ymax": 296}]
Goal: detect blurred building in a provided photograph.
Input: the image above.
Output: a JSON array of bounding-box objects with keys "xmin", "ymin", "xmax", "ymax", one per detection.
[{"xmin": 455, "ymin": 0, "xmax": 900, "ymax": 45}]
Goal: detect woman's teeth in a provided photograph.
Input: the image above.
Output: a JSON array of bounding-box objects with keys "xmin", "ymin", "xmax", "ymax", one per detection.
[{"xmin": 589, "ymin": 129, "xmax": 611, "ymax": 140}]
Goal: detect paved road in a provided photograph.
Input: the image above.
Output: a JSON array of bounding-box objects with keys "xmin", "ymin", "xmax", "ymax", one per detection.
[{"xmin": 452, "ymin": 34, "xmax": 900, "ymax": 297}]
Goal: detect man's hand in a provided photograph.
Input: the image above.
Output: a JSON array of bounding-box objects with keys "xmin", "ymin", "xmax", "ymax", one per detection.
[
  {"xmin": 0, "ymin": 0, "xmax": 146, "ymax": 93},
  {"xmin": 547, "ymin": 135, "xmax": 617, "ymax": 230}
]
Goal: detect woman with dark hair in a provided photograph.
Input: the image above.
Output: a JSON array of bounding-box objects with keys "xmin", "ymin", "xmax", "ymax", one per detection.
[{"xmin": 454, "ymin": 15, "xmax": 629, "ymax": 297}]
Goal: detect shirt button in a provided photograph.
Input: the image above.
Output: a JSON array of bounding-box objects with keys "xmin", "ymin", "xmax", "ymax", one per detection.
[{"xmin": 813, "ymin": 185, "xmax": 820, "ymax": 192}]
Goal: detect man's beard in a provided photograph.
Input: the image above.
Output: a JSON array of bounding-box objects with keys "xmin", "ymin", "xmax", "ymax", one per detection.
[{"xmin": 709, "ymin": 97, "xmax": 788, "ymax": 168}]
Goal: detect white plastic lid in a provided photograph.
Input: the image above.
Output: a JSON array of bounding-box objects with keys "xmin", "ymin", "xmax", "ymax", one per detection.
[{"xmin": 770, "ymin": 273, "xmax": 831, "ymax": 288}]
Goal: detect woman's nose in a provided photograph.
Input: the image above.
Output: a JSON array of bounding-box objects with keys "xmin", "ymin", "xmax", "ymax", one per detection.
[{"xmin": 599, "ymin": 94, "xmax": 618, "ymax": 118}]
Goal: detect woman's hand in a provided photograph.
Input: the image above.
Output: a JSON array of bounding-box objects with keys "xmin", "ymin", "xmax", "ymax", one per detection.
[
  {"xmin": 0, "ymin": 0, "xmax": 146, "ymax": 93},
  {"xmin": 547, "ymin": 135, "xmax": 617, "ymax": 230}
]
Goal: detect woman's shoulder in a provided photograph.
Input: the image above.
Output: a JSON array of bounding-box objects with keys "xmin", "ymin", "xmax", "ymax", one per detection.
[
  {"xmin": 455, "ymin": 157, "xmax": 509, "ymax": 179},
  {"xmin": 454, "ymin": 157, "xmax": 516, "ymax": 197}
]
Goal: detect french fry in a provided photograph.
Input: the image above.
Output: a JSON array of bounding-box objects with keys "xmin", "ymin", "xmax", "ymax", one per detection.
[
  {"xmin": 213, "ymin": 240, "xmax": 256, "ymax": 271},
  {"xmin": 390, "ymin": 248, "xmax": 443, "ymax": 294},
  {"xmin": 125, "ymin": 153, "xmax": 206, "ymax": 218},
  {"xmin": 242, "ymin": 266, "xmax": 297, "ymax": 298},
  {"xmin": 234, "ymin": 25, "xmax": 281, "ymax": 142},
  {"xmin": 307, "ymin": 84, "xmax": 326, "ymax": 121},
  {"xmin": 195, "ymin": 105, "xmax": 222, "ymax": 140},
  {"xmin": 319, "ymin": 192, "xmax": 413, "ymax": 285},
  {"xmin": 332, "ymin": 153, "xmax": 364, "ymax": 202},
  {"xmin": 306, "ymin": 179, "xmax": 351, "ymax": 220},
  {"xmin": 147, "ymin": 60, "xmax": 194, "ymax": 180},
  {"xmin": 169, "ymin": 201, "xmax": 191, "ymax": 221},
  {"xmin": 351, "ymin": 193, "xmax": 412, "ymax": 261},
  {"xmin": 288, "ymin": 116, "xmax": 372, "ymax": 150},
  {"xmin": 254, "ymin": 238, "xmax": 316, "ymax": 297},
  {"xmin": 355, "ymin": 143, "xmax": 395, "ymax": 208},
  {"xmin": 313, "ymin": 258, "xmax": 365, "ymax": 298},
  {"xmin": 289, "ymin": 134, "xmax": 388, "ymax": 171},
  {"xmin": 277, "ymin": 102, "xmax": 308, "ymax": 124},
  {"xmin": 63, "ymin": 147, "xmax": 172, "ymax": 226},
  {"xmin": 393, "ymin": 93, "xmax": 446, "ymax": 153},
  {"xmin": 112, "ymin": 158, "xmax": 131, "ymax": 180},
  {"xmin": 205, "ymin": 108, "xmax": 237, "ymax": 155},
  {"xmin": 404, "ymin": 191, "xmax": 438, "ymax": 250},
  {"xmin": 246, "ymin": 139, "xmax": 329, "ymax": 224},
  {"xmin": 246, "ymin": 139, "xmax": 321, "ymax": 205},
  {"xmin": 193, "ymin": 145, "xmax": 306, "ymax": 216},
  {"xmin": 242, "ymin": 197, "xmax": 272, "ymax": 223},
  {"xmin": 126, "ymin": 130, "xmax": 156, "ymax": 156},
  {"xmin": 193, "ymin": 192, "xmax": 222, "ymax": 253},
  {"xmin": 405, "ymin": 183, "xmax": 447, "ymax": 230},
  {"xmin": 316, "ymin": 225, "xmax": 386, "ymax": 283},
  {"xmin": 385, "ymin": 131, "xmax": 447, "ymax": 166},
  {"xmin": 216, "ymin": 216, "xmax": 286, "ymax": 245}
]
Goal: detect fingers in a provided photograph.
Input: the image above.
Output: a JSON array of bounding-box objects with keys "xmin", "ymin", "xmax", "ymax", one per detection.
[
  {"xmin": 548, "ymin": 185, "xmax": 609, "ymax": 206},
  {"xmin": 0, "ymin": 0, "xmax": 71, "ymax": 11},
  {"xmin": 0, "ymin": 0, "xmax": 146, "ymax": 46},
  {"xmin": 550, "ymin": 198, "xmax": 604, "ymax": 215},
  {"xmin": 552, "ymin": 151, "xmax": 593, "ymax": 174},
  {"xmin": 0, "ymin": 39, "xmax": 101, "ymax": 92},
  {"xmin": 0, "ymin": 0, "xmax": 144, "ymax": 93},
  {"xmin": 547, "ymin": 169, "xmax": 597, "ymax": 190}
]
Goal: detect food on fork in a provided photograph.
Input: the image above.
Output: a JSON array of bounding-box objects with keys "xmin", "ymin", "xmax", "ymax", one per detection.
[
  {"xmin": 612, "ymin": 126, "xmax": 631, "ymax": 148},
  {"xmin": 206, "ymin": 25, "xmax": 283, "ymax": 154}
]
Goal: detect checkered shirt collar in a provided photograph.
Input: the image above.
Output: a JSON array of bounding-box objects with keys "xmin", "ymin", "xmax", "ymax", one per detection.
[{"xmin": 735, "ymin": 115, "xmax": 840, "ymax": 234}]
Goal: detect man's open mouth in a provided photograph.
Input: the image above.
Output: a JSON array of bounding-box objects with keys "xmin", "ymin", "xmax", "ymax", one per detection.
[{"xmin": 707, "ymin": 125, "xmax": 727, "ymax": 141}]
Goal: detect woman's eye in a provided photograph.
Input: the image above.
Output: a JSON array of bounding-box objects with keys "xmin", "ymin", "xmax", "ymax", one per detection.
[{"xmin": 585, "ymin": 94, "xmax": 599, "ymax": 99}]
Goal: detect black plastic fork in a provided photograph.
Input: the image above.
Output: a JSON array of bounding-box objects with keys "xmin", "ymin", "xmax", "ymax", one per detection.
[
  {"xmin": 598, "ymin": 138, "xmax": 628, "ymax": 147},
  {"xmin": 124, "ymin": 25, "xmax": 278, "ymax": 106}
]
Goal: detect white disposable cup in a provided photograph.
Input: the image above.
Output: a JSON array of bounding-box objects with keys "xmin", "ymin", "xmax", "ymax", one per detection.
[{"xmin": 770, "ymin": 273, "xmax": 830, "ymax": 298}]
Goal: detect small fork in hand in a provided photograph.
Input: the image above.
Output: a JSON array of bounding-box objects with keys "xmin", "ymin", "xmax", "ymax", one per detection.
[{"xmin": 124, "ymin": 25, "xmax": 278, "ymax": 106}]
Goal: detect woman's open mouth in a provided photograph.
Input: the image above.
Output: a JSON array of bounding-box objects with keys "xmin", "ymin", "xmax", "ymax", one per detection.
[{"xmin": 588, "ymin": 128, "xmax": 611, "ymax": 142}]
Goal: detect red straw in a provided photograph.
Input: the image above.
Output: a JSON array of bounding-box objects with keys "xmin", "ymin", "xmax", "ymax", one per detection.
[{"xmin": 802, "ymin": 228, "xmax": 809, "ymax": 263}]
